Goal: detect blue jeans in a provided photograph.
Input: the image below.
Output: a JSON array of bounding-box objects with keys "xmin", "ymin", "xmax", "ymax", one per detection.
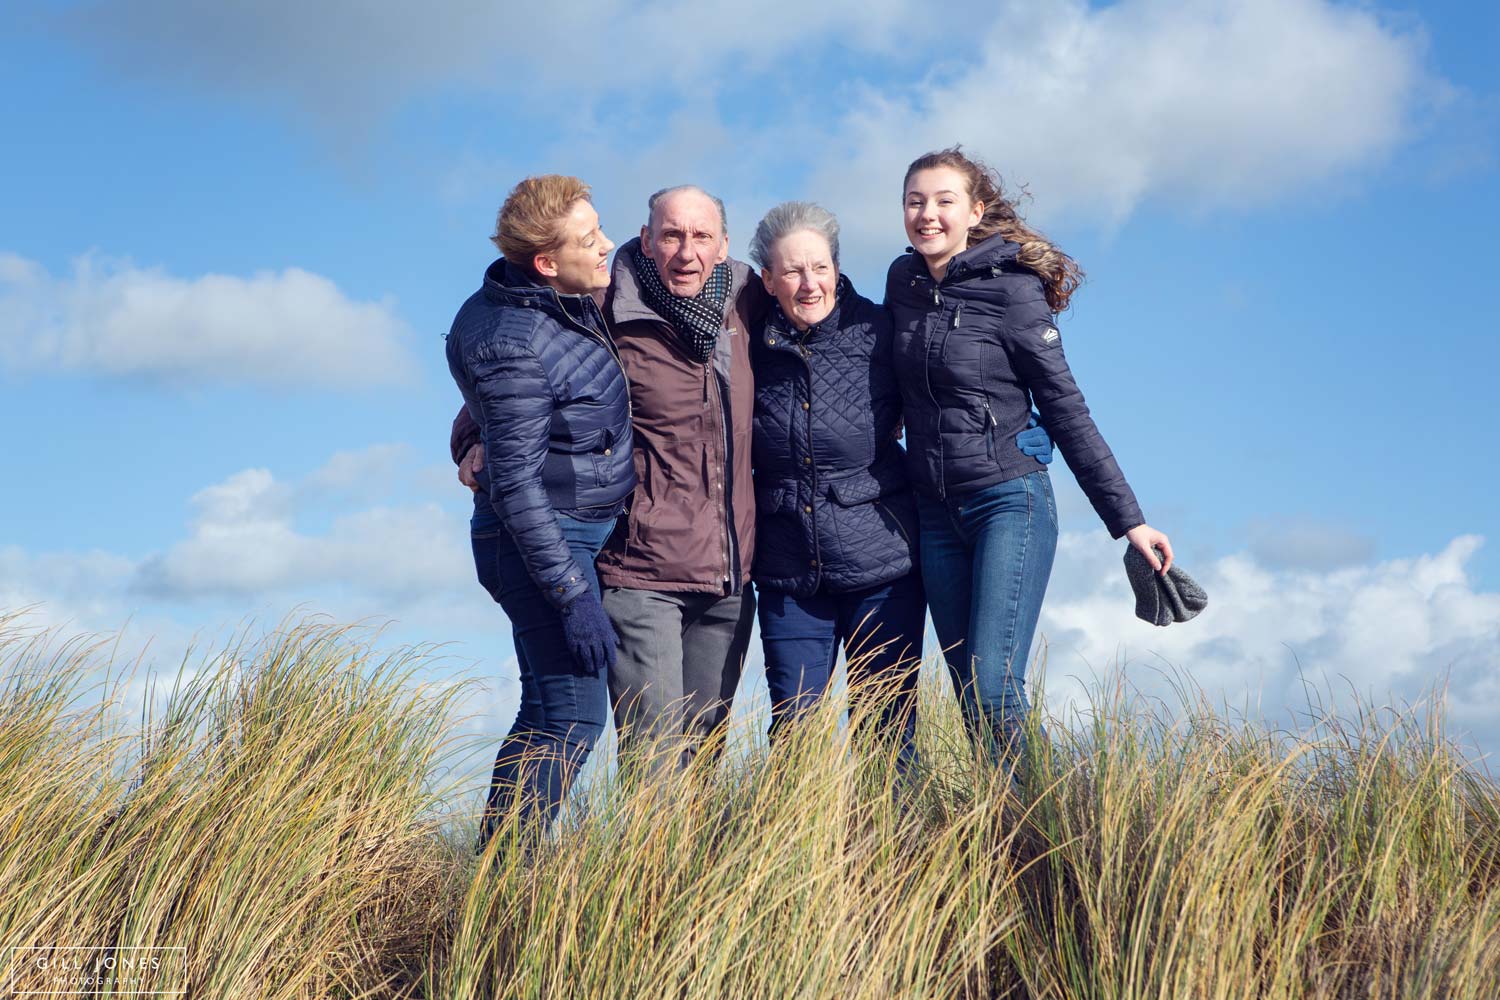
[
  {"xmin": 757, "ymin": 571, "xmax": 925, "ymax": 769},
  {"xmin": 471, "ymin": 507, "xmax": 615, "ymax": 844},
  {"xmin": 917, "ymin": 472, "xmax": 1058, "ymax": 764}
]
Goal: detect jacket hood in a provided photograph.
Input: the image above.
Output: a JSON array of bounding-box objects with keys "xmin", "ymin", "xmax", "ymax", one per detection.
[
  {"xmin": 945, "ymin": 233, "xmax": 1022, "ymax": 279},
  {"xmin": 609, "ymin": 237, "xmax": 753, "ymax": 327}
]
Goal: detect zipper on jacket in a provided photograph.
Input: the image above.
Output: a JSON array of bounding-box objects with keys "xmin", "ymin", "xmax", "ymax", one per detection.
[
  {"xmin": 916, "ymin": 278, "xmax": 946, "ymax": 499},
  {"xmin": 705, "ymin": 359, "xmax": 739, "ymax": 591},
  {"xmin": 590, "ymin": 298, "xmax": 633, "ymax": 422},
  {"xmin": 982, "ymin": 398, "xmax": 1000, "ymax": 463}
]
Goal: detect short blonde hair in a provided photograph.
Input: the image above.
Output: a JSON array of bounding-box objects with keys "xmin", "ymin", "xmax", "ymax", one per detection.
[{"xmin": 492, "ymin": 174, "xmax": 592, "ymax": 271}]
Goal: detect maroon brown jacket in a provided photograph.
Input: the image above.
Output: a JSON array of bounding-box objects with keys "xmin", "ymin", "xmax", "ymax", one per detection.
[
  {"xmin": 596, "ymin": 240, "xmax": 761, "ymax": 594},
  {"xmin": 450, "ymin": 241, "xmax": 763, "ymax": 595}
]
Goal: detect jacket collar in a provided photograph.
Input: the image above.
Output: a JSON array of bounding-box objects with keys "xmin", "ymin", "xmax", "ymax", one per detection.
[
  {"xmin": 482, "ymin": 258, "xmax": 604, "ymax": 332},
  {"xmin": 897, "ymin": 234, "xmax": 1022, "ymax": 285}
]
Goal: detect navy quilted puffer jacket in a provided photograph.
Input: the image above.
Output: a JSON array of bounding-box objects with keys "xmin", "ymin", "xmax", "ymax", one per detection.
[
  {"xmin": 886, "ymin": 236, "xmax": 1144, "ymax": 539},
  {"xmin": 750, "ymin": 276, "xmax": 917, "ymax": 597},
  {"xmin": 445, "ymin": 258, "xmax": 636, "ymax": 610}
]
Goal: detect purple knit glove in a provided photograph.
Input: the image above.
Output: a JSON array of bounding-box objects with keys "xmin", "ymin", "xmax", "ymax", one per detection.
[{"xmin": 559, "ymin": 590, "xmax": 618, "ymax": 675}]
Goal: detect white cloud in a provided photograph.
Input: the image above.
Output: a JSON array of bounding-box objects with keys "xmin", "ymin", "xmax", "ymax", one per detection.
[
  {"xmin": 3, "ymin": 445, "xmax": 484, "ymax": 633},
  {"xmin": 817, "ymin": 0, "xmax": 1435, "ymax": 268},
  {"xmin": 133, "ymin": 461, "xmax": 468, "ymax": 601},
  {"xmin": 0, "ymin": 252, "xmax": 414, "ymax": 387},
  {"xmin": 0, "ymin": 447, "xmax": 517, "ymax": 758},
  {"xmin": 0, "ymin": 546, "xmax": 137, "ymax": 627},
  {"xmin": 59, "ymin": 1, "xmax": 1439, "ymax": 239},
  {"xmin": 1036, "ymin": 531, "xmax": 1500, "ymax": 754},
  {"xmin": 57, "ymin": 0, "xmax": 920, "ymax": 131}
]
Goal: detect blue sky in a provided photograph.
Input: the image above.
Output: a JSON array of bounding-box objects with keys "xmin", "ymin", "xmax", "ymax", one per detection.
[{"xmin": 3, "ymin": 0, "xmax": 1497, "ymax": 759}]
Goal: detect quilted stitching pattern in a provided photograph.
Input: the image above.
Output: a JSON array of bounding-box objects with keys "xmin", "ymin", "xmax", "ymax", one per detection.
[
  {"xmin": 750, "ymin": 278, "xmax": 918, "ymax": 597},
  {"xmin": 447, "ymin": 259, "xmax": 636, "ymax": 609}
]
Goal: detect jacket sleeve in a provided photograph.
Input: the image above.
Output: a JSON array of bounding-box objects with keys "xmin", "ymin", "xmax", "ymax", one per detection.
[
  {"xmin": 1001, "ymin": 281, "xmax": 1144, "ymax": 538},
  {"xmin": 450, "ymin": 405, "xmax": 480, "ymax": 465},
  {"xmin": 470, "ymin": 338, "xmax": 592, "ymax": 610},
  {"xmin": 868, "ymin": 303, "xmax": 905, "ymax": 449}
]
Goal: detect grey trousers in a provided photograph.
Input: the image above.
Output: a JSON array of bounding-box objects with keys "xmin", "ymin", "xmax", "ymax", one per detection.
[{"xmin": 602, "ymin": 586, "xmax": 755, "ymax": 773}]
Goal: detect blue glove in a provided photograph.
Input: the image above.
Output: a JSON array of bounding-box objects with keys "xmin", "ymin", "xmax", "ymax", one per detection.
[
  {"xmin": 1015, "ymin": 412, "xmax": 1053, "ymax": 465},
  {"xmin": 559, "ymin": 590, "xmax": 618, "ymax": 675}
]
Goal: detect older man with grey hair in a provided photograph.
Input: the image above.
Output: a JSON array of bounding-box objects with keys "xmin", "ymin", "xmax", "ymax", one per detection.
[
  {"xmin": 592, "ymin": 184, "xmax": 764, "ymax": 772},
  {"xmin": 455, "ymin": 184, "xmax": 765, "ymax": 774}
]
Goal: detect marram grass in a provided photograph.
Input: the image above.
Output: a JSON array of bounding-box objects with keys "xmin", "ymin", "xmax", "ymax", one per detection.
[{"xmin": 1, "ymin": 610, "xmax": 1497, "ymax": 999}]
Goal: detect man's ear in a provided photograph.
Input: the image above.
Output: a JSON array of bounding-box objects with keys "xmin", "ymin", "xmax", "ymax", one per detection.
[
  {"xmin": 533, "ymin": 252, "xmax": 559, "ymax": 278},
  {"xmin": 715, "ymin": 234, "xmax": 729, "ymax": 265},
  {"xmin": 639, "ymin": 224, "xmax": 651, "ymax": 249}
]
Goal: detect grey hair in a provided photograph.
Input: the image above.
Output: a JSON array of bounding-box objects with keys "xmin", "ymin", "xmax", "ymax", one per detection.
[
  {"xmin": 748, "ymin": 201, "xmax": 840, "ymax": 271},
  {"xmin": 646, "ymin": 185, "xmax": 728, "ymax": 234}
]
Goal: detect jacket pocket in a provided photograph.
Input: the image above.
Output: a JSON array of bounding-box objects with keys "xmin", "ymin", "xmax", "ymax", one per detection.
[
  {"xmin": 752, "ymin": 483, "xmax": 803, "ymax": 580},
  {"xmin": 827, "ymin": 463, "xmax": 902, "ymax": 506},
  {"xmin": 589, "ymin": 429, "xmax": 618, "ymax": 486},
  {"xmin": 982, "ymin": 399, "xmax": 999, "ymax": 463}
]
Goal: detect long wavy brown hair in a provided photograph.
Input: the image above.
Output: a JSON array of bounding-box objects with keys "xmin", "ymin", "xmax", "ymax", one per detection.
[{"xmin": 903, "ymin": 148, "xmax": 1084, "ymax": 312}]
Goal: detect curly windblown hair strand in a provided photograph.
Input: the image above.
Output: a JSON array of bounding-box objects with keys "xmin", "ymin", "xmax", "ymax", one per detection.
[{"xmin": 903, "ymin": 147, "xmax": 1084, "ymax": 312}]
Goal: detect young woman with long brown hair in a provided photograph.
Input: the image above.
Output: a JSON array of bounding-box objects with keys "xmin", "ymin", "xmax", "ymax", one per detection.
[{"xmin": 885, "ymin": 148, "xmax": 1172, "ymax": 775}]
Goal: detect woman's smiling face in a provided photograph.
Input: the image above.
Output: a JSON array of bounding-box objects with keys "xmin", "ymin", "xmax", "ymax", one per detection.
[
  {"xmin": 761, "ymin": 229, "xmax": 838, "ymax": 331},
  {"xmin": 536, "ymin": 199, "xmax": 614, "ymax": 295},
  {"xmin": 903, "ymin": 165, "xmax": 983, "ymax": 276}
]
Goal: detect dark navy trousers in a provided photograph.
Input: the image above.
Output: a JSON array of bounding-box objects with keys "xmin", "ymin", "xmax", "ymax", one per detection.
[{"xmin": 756, "ymin": 571, "xmax": 925, "ymax": 768}]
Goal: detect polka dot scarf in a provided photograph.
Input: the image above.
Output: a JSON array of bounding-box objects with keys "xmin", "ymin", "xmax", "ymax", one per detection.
[{"xmin": 631, "ymin": 243, "xmax": 732, "ymax": 364}]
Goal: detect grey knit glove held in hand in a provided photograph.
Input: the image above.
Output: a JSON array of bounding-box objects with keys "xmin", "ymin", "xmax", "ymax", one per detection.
[{"xmin": 1125, "ymin": 546, "xmax": 1208, "ymax": 626}]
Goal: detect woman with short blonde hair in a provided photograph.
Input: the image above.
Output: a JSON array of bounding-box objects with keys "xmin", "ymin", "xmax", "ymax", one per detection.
[{"xmin": 447, "ymin": 175, "xmax": 634, "ymax": 848}]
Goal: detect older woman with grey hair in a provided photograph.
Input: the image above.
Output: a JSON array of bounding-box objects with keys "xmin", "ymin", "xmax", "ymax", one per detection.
[
  {"xmin": 744, "ymin": 203, "xmax": 927, "ymax": 764},
  {"xmin": 746, "ymin": 202, "xmax": 1054, "ymax": 766}
]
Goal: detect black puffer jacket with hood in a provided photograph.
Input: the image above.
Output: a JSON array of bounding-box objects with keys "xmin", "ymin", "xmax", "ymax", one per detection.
[{"xmin": 885, "ymin": 235, "xmax": 1143, "ymax": 538}]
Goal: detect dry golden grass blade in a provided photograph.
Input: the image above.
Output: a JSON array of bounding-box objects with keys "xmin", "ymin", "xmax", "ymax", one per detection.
[{"xmin": 1, "ymin": 610, "xmax": 1497, "ymax": 999}]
